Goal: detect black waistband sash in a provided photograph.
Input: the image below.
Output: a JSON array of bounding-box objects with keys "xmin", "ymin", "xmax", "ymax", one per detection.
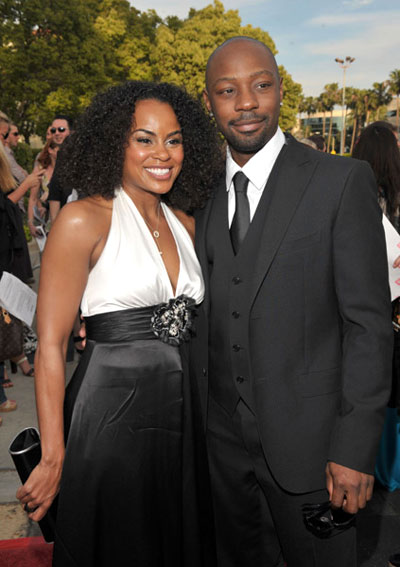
[{"xmin": 85, "ymin": 295, "xmax": 196, "ymax": 346}]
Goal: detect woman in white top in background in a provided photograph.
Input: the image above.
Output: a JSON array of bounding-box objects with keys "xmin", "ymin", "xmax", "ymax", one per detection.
[{"xmin": 17, "ymin": 81, "xmax": 222, "ymax": 567}]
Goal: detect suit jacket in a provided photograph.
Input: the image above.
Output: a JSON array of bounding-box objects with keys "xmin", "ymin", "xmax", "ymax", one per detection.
[{"xmin": 193, "ymin": 135, "xmax": 393, "ymax": 493}]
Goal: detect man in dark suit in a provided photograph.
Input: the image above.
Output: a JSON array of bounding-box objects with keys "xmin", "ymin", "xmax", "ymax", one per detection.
[{"xmin": 193, "ymin": 36, "xmax": 392, "ymax": 567}]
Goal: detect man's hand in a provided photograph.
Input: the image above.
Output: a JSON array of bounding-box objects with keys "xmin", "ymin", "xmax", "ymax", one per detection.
[{"xmin": 326, "ymin": 462, "xmax": 374, "ymax": 514}]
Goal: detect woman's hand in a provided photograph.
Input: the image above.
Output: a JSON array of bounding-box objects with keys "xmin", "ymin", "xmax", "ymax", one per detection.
[
  {"xmin": 28, "ymin": 221, "xmax": 43, "ymax": 237},
  {"xmin": 16, "ymin": 458, "xmax": 63, "ymax": 522},
  {"xmin": 26, "ymin": 168, "xmax": 45, "ymax": 190}
]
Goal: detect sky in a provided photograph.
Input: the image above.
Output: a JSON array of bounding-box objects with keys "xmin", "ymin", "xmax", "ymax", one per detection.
[{"xmin": 129, "ymin": 0, "xmax": 400, "ymax": 97}]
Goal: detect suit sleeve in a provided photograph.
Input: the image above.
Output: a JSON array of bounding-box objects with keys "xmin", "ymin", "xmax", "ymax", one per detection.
[{"xmin": 328, "ymin": 159, "xmax": 393, "ymax": 474}]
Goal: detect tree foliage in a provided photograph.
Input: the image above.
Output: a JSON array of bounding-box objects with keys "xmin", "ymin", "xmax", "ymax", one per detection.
[{"xmin": 0, "ymin": 0, "xmax": 302, "ymax": 138}]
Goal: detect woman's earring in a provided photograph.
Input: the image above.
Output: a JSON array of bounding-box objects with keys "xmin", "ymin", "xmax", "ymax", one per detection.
[{"xmin": 209, "ymin": 111, "xmax": 214, "ymax": 117}]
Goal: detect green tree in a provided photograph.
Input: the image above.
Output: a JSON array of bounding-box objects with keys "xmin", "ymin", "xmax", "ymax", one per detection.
[
  {"xmin": 151, "ymin": 1, "xmax": 302, "ymax": 131},
  {"xmin": 315, "ymin": 95, "xmax": 327, "ymax": 136},
  {"xmin": 362, "ymin": 89, "xmax": 379, "ymax": 125},
  {"xmin": 389, "ymin": 69, "xmax": 400, "ymax": 130},
  {"xmin": 298, "ymin": 95, "xmax": 316, "ymax": 137},
  {"xmin": 0, "ymin": 0, "xmax": 112, "ymax": 137},
  {"xmin": 372, "ymin": 81, "xmax": 392, "ymax": 122},
  {"xmin": 95, "ymin": 0, "xmax": 160, "ymax": 82},
  {"xmin": 0, "ymin": 0, "xmax": 303, "ymax": 137},
  {"xmin": 345, "ymin": 87, "xmax": 365, "ymax": 154},
  {"xmin": 320, "ymin": 83, "xmax": 340, "ymax": 152}
]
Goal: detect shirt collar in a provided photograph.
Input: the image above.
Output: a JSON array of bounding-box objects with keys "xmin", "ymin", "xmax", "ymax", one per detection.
[{"xmin": 225, "ymin": 126, "xmax": 286, "ymax": 191}]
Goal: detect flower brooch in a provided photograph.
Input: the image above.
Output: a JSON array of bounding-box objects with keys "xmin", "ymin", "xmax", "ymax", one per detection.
[{"xmin": 151, "ymin": 295, "xmax": 196, "ymax": 346}]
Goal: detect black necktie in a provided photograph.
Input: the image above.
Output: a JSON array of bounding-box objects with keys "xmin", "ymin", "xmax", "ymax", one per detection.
[{"xmin": 230, "ymin": 171, "xmax": 250, "ymax": 254}]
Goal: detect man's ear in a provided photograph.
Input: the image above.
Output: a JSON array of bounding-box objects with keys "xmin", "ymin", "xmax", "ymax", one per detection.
[{"xmin": 203, "ymin": 89, "xmax": 212, "ymax": 114}]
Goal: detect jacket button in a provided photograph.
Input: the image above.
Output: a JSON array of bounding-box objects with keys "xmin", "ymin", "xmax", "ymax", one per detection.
[
  {"xmin": 232, "ymin": 344, "xmax": 241, "ymax": 352},
  {"xmin": 232, "ymin": 311, "xmax": 240, "ymax": 319},
  {"xmin": 232, "ymin": 276, "xmax": 242, "ymax": 285},
  {"xmin": 236, "ymin": 376, "xmax": 245, "ymax": 384},
  {"xmin": 202, "ymin": 368, "xmax": 207, "ymax": 376}
]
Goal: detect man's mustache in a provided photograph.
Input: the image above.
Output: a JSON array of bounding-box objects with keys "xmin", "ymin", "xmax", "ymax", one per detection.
[{"xmin": 228, "ymin": 113, "xmax": 268, "ymax": 126}]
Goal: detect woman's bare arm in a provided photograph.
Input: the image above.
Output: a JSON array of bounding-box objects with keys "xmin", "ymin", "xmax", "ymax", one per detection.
[
  {"xmin": 7, "ymin": 170, "xmax": 44, "ymax": 204},
  {"xmin": 16, "ymin": 199, "xmax": 110, "ymax": 520}
]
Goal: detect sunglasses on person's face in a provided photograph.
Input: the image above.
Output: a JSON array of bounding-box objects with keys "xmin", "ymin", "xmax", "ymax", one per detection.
[
  {"xmin": 50, "ymin": 127, "xmax": 67, "ymax": 134},
  {"xmin": 1, "ymin": 132, "xmax": 9, "ymax": 140},
  {"xmin": 12, "ymin": 132, "xmax": 19, "ymax": 136}
]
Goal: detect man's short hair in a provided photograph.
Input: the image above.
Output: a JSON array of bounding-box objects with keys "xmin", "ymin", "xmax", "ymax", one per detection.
[
  {"xmin": 52, "ymin": 114, "xmax": 73, "ymax": 130},
  {"xmin": 308, "ymin": 135, "xmax": 325, "ymax": 151}
]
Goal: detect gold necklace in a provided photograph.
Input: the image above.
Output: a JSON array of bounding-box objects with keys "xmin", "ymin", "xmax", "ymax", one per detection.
[{"xmin": 143, "ymin": 203, "xmax": 163, "ymax": 255}]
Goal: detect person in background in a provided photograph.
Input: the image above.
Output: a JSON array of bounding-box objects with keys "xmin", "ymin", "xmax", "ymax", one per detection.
[
  {"xmin": 47, "ymin": 115, "xmax": 73, "ymax": 223},
  {"xmin": 0, "ymin": 115, "xmax": 10, "ymax": 144},
  {"xmin": 3, "ymin": 123, "xmax": 28, "ymax": 184},
  {"xmin": 0, "ymin": 360, "xmax": 17, "ymax": 418},
  {"xmin": 298, "ymin": 137, "xmax": 317, "ymax": 149},
  {"xmin": 28, "ymin": 140, "xmax": 61, "ymax": 236},
  {"xmin": 352, "ymin": 120, "xmax": 400, "ymax": 567},
  {"xmin": 308, "ymin": 134, "xmax": 326, "ymax": 152},
  {"xmin": 0, "ymin": 142, "xmax": 42, "ymax": 376}
]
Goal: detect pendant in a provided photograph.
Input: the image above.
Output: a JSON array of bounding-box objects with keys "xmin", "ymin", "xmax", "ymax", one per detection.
[{"xmin": 153, "ymin": 230, "xmax": 160, "ymax": 238}]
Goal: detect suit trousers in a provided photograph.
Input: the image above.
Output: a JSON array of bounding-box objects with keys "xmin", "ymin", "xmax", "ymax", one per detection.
[{"xmin": 206, "ymin": 395, "xmax": 357, "ymax": 567}]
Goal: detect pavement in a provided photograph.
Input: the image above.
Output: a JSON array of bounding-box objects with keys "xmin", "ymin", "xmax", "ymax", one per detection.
[
  {"xmin": 0, "ymin": 241, "xmax": 399, "ymax": 565},
  {"xmin": 0, "ymin": 240, "xmax": 77, "ymax": 539}
]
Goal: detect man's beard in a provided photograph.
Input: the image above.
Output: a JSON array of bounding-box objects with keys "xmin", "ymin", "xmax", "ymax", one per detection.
[{"xmin": 223, "ymin": 113, "xmax": 275, "ymax": 155}]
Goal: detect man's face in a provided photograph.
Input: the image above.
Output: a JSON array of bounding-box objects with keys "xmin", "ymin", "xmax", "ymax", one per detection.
[
  {"xmin": 7, "ymin": 125, "xmax": 20, "ymax": 148},
  {"xmin": 0, "ymin": 122, "xmax": 9, "ymax": 145},
  {"xmin": 50, "ymin": 119, "xmax": 70, "ymax": 143},
  {"xmin": 204, "ymin": 40, "xmax": 283, "ymax": 166}
]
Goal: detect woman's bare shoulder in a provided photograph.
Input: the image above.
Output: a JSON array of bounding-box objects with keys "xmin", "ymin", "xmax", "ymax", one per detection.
[{"xmin": 52, "ymin": 196, "xmax": 112, "ymax": 232}]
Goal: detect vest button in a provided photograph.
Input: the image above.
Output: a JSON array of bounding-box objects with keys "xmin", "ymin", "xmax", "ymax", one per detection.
[
  {"xmin": 232, "ymin": 344, "xmax": 241, "ymax": 352},
  {"xmin": 232, "ymin": 276, "xmax": 242, "ymax": 285},
  {"xmin": 236, "ymin": 376, "xmax": 245, "ymax": 384},
  {"xmin": 202, "ymin": 368, "xmax": 207, "ymax": 376},
  {"xmin": 232, "ymin": 311, "xmax": 240, "ymax": 319}
]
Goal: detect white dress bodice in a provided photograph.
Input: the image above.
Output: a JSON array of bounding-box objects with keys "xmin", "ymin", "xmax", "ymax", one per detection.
[{"xmin": 80, "ymin": 188, "xmax": 204, "ymax": 316}]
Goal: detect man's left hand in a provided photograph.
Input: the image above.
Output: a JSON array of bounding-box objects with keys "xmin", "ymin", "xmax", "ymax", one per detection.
[{"xmin": 325, "ymin": 461, "xmax": 374, "ymax": 514}]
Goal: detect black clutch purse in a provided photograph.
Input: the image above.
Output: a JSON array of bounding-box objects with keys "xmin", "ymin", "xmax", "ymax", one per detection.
[{"xmin": 9, "ymin": 427, "xmax": 58, "ymax": 543}]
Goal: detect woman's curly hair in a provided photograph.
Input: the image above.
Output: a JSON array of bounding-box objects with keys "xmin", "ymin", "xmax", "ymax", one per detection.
[{"xmin": 56, "ymin": 81, "xmax": 223, "ymax": 212}]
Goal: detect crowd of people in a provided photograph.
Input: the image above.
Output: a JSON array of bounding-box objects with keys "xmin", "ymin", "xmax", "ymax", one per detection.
[
  {"xmin": 0, "ymin": 112, "xmax": 71, "ymax": 425},
  {"xmin": 0, "ymin": 35, "xmax": 400, "ymax": 567}
]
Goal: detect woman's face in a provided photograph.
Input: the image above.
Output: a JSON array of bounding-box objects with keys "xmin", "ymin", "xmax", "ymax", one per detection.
[
  {"xmin": 122, "ymin": 99, "xmax": 184, "ymax": 198},
  {"xmin": 48, "ymin": 145, "xmax": 60, "ymax": 161}
]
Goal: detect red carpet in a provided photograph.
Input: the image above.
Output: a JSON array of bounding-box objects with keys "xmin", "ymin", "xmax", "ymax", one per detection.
[{"xmin": 0, "ymin": 537, "xmax": 53, "ymax": 566}]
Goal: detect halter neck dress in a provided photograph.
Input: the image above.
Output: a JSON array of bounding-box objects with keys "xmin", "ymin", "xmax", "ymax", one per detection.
[{"xmin": 53, "ymin": 189, "xmax": 215, "ymax": 567}]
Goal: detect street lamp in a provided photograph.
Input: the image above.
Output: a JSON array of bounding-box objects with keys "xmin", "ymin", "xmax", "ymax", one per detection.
[{"xmin": 335, "ymin": 56, "xmax": 355, "ymax": 154}]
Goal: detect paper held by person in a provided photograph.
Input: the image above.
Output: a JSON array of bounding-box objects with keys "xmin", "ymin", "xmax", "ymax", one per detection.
[
  {"xmin": 0, "ymin": 271, "xmax": 37, "ymax": 326},
  {"xmin": 383, "ymin": 215, "xmax": 400, "ymax": 301}
]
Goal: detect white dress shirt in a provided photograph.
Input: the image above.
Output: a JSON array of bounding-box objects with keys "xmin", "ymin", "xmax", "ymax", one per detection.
[{"xmin": 226, "ymin": 126, "xmax": 286, "ymax": 226}]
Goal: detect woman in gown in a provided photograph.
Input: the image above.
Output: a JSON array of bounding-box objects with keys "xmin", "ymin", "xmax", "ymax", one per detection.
[
  {"xmin": 353, "ymin": 121, "xmax": 400, "ymax": 493},
  {"xmin": 16, "ymin": 81, "xmax": 222, "ymax": 566}
]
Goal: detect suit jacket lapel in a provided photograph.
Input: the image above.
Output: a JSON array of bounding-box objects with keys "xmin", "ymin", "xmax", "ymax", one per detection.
[
  {"xmin": 250, "ymin": 137, "xmax": 318, "ymax": 305},
  {"xmin": 195, "ymin": 176, "xmax": 225, "ymax": 316}
]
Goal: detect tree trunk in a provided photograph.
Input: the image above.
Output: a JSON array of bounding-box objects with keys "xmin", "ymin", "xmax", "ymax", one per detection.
[
  {"xmin": 327, "ymin": 111, "xmax": 333, "ymax": 152},
  {"xmin": 350, "ymin": 117, "xmax": 357, "ymax": 155}
]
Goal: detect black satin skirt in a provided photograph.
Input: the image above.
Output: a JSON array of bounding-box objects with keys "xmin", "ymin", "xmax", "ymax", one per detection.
[{"xmin": 53, "ymin": 306, "xmax": 216, "ymax": 567}]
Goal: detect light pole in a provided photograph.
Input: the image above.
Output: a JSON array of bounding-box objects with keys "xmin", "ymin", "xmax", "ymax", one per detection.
[{"xmin": 335, "ymin": 56, "xmax": 355, "ymax": 154}]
